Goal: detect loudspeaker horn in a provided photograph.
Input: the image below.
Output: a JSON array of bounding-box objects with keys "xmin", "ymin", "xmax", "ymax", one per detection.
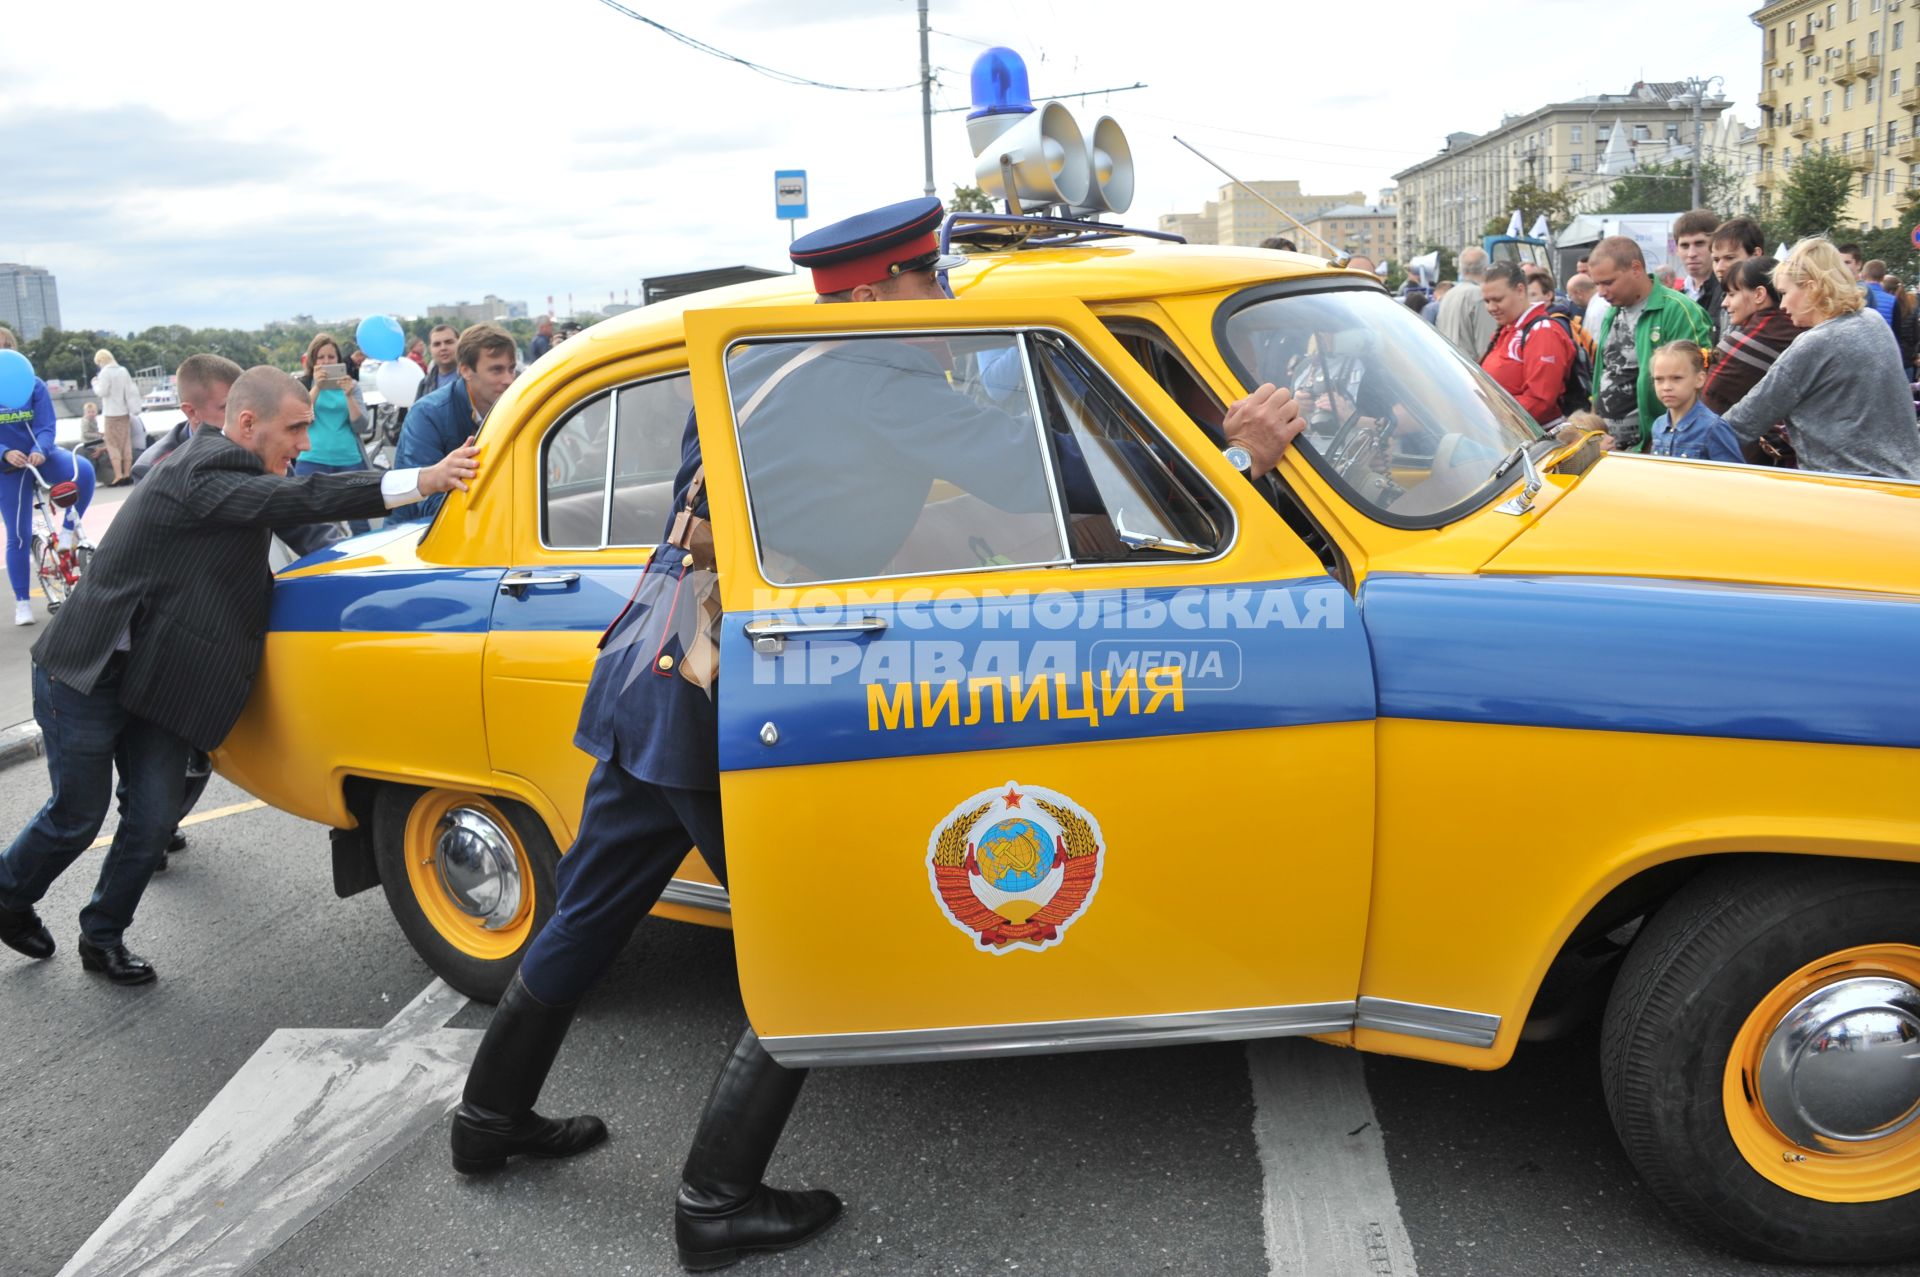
[
  {"xmin": 1076, "ymin": 115, "xmax": 1134, "ymax": 214},
  {"xmin": 973, "ymin": 101, "xmax": 1090, "ymax": 210}
]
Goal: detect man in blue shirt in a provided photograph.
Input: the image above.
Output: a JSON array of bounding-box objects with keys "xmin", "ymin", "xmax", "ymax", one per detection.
[
  {"xmin": 390, "ymin": 323, "xmax": 517, "ymax": 522},
  {"xmin": 415, "ymin": 324, "xmax": 462, "ymax": 399},
  {"xmin": 1863, "ymin": 259, "xmax": 1900, "ymax": 330}
]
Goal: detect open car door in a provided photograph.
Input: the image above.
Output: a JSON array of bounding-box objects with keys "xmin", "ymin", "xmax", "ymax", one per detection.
[{"xmin": 683, "ymin": 297, "xmax": 1379, "ymax": 1066}]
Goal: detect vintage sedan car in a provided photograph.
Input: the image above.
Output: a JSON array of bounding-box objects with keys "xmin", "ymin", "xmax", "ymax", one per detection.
[{"xmin": 217, "ymin": 225, "xmax": 1920, "ymax": 1265}]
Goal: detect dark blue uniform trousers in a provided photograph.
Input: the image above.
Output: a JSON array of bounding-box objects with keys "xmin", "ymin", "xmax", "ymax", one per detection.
[{"xmin": 516, "ymin": 757, "xmax": 727, "ymax": 1007}]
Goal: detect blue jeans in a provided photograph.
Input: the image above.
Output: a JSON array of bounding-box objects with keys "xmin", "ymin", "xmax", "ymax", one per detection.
[
  {"xmin": 0, "ymin": 661, "xmax": 190, "ymax": 946},
  {"xmin": 292, "ymin": 458, "xmax": 372, "ymax": 535}
]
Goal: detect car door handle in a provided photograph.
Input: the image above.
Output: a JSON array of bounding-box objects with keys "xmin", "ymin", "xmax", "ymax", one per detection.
[
  {"xmin": 742, "ymin": 616, "xmax": 888, "ymax": 655},
  {"xmin": 499, "ymin": 570, "xmax": 581, "ymax": 598}
]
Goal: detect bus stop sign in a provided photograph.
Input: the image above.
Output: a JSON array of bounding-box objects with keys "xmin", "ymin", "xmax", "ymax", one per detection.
[{"xmin": 776, "ymin": 171, "xmax": 808, "ymax": 220}]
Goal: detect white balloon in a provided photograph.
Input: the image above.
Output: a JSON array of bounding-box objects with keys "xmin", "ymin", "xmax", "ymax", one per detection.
[{"xmin": 375, "ymin": 357, "xmax": 421, "ymax": 408}]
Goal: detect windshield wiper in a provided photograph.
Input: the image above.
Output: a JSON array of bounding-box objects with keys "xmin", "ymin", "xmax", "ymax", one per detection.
[{"xmin": 1492, "ymin": 440, "xmax": 1545, "ymax": 516}]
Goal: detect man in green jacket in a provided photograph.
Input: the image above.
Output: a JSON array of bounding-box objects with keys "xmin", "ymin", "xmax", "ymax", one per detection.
[{"xmin": 1587, "ymin": 235, "xmax": 1714, "ymax": 451}]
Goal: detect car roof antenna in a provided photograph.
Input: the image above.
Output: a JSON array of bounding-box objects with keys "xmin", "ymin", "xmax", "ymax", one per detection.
[{"xmin": 1172, "ymin": 136, "xmax": 1350, "ymax": 267}]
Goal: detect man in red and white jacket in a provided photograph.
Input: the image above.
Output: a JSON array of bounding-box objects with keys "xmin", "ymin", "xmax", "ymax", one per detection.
[{"xmin": 1479, "ymin": 260, "xmax": 1575, "ymax": 425}]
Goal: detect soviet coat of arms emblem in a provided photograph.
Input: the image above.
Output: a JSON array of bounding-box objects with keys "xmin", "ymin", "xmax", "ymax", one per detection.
[{"xmin": 926, "ymin": 781, "xmax": 1106, "ymax": 953}]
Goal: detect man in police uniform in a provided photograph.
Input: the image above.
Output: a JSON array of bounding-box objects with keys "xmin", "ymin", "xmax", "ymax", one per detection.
[{"xmin": 448, "ymin": 196, "xmax": 1307, "ymax": 1272}]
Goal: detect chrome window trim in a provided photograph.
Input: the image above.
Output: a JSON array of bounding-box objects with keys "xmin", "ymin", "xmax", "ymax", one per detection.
[
  {"xmin": 536, "ymin": 370, "xmax": 691, "ymax": 553},
  {"xmin": 1355, "ymin": 996, "xmax": 1501, "ymax": 1047},
  {"xmin": 1018, "ymin": 332, "xmax": 1077, "ymax": 565},
  {"xmin": 660, "ymin": 879, "xmax": 731, "ymax": 913},
  {"xmin": 598, "ymin": 380, "xmax": 619, "ymax": 547},
  {"xmin": 1027, "ymin": 329, "xmax": 1233, "ymax": 561},
  {"xmin": 761, "ymin": 1001, "xmax": 1355, "ymax": 1068},
  {"xmin": 716, "ymin": 325, "xmax": 1237, "ymax": 590}
]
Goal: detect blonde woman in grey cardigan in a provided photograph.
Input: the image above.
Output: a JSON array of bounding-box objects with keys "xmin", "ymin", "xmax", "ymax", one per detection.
[{"xmin": 1723, "ymin": 238, "xmax": 1920, "ymax": 480}]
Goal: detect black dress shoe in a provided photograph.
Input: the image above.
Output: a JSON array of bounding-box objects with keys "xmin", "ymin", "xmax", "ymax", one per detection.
[
  {"xmin": 0, "ymin": 903, "xmax": 55, "ymax": 960},
  {"xmin": 167, "ymin": 829, "xmax": 187, "ymax": 853},
  {"xmin": 77, "ymin": 938, "xmax": 156, "ymax": 985}
]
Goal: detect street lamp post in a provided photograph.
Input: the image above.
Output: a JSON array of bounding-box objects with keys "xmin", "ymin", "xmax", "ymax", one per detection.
[{"xmin": 1669, "ymin": 75, "xmax": 1728, "ymax": 209}]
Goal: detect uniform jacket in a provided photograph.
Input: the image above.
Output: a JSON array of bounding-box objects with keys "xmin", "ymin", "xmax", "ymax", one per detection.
[
  {"xmin": 390, "ymin": 377, "xmax": 477, "ymax": 523},
  {"xmin": 31, "ymin": 429, "xmax": 387, "ymax": 750},
  {"xmin": 575, "ymin": 339, "xmax": 1052, "ymax": 792},
  {"xmin": 1592, "ymin": 282, "xmax": 1714, "ymax": 451}
]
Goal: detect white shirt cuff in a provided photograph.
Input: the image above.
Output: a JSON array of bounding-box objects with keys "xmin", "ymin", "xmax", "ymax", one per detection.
[{"xmin": 380, "ymin": 467, "xmax": 423, "ymax": 507}]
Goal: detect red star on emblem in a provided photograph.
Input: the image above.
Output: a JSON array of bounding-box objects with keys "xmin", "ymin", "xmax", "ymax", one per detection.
[{"xmin": 1003, "ymin": 786, "xmax": 1023, "ymax": 809}]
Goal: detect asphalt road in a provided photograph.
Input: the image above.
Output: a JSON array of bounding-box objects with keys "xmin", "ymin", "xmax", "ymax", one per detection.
[{"xmin": 3, "ymin": 762, "xmax": 1916, "ymax": 1277}]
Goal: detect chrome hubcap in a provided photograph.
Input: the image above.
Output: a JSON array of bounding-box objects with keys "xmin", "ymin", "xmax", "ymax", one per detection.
[
  {"xmin": 431, "ymin": 807, "xmax": 523, "ymax": 930},
  {"xmin": 1758, "ymin": 976, "xmax": 1920, "ymax": 1151}
]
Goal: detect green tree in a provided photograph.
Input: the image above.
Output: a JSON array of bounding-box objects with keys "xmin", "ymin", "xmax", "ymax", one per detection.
[
  {"xmin": 1601, "ymin": 159, "xmax": 1747, "ymax": 217},
  {"xmin": 1857, "ymin": 188, "xmax": 1920, "ymax": 283},
  {"xmin": 1483, "ymin": 180, "xmax": 1581, "ymax": 239},
  {"xmin": 949, "ymin": 184, "xmax": 993, "ymax": 213},
  {"xmin": 1775, "ymin": 149, "xmax": 1858, "ymax": 242}
]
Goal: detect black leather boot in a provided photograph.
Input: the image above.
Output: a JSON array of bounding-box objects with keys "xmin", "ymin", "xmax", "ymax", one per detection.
[
  {"xmin": 674, "ymin": 1026, "xmax": 842, "ymax": 1271},
  {"xmin": 449, "ymin": 972, "xmax": 608, "ymax": 1174}
]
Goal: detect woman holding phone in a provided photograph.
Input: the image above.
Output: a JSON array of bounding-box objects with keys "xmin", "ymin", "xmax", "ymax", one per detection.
[{"xmin": 297, "ymin": 332, "xmax": 373, "ymax": 535}]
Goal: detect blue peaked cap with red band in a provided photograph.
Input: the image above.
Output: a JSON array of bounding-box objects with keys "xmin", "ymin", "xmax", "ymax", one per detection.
[{"xmin": 790, "ymin": 196, "xmax": 966, "ymax": 294}]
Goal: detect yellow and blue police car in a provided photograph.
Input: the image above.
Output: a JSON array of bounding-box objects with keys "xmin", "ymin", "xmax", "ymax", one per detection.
[{"xmin": 217, "ymin": 56, "xmax": 1920, "ymax": 1267}]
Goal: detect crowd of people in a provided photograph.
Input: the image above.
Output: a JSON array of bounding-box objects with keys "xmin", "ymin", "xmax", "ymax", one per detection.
[{"xmin": 1416, "ymin": 210, "xmax": 1920, "ymax": 481}]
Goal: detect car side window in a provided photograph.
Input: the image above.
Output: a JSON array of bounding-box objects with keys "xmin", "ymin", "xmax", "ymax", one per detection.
[
  {"xmin": 609, "ymin": 374, "xmax": 693, "ymax": 546},
  {"xmin": 1026, "ymin": 332, "xmax": 1230, "ymax": 563},
  {"xmin": 539, "ymin": 373, "xmax": 691, "ymax": 551},
  {"xmin": 540, "ymin": 391, "xmax": 610, "ymax": 549},
  {"xmin": 724, "ymin": 334, "xmax": 1068, "ymax": 585}
]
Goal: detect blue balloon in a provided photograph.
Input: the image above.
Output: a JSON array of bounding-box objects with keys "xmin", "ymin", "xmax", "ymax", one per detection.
[
  {"xmin": 355, "ymin": 314, "xmax": 405, "ymax": 362},
  {"xmin": 0, "ymin": 349, "xmax": 35, "ymax": 410}
]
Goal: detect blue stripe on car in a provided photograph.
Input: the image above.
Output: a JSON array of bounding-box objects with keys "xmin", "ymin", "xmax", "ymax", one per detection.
[
  {"xmin": 715, "ymin": 577, "xmax": 1376, "ymax": 772},
  {"xmin": 269, "ymin": 564, "xmax": 644, "ymax": 633},
  {"xmin": 1362, "ymin": 573, "xmax": 1920, "ymax": 750}
]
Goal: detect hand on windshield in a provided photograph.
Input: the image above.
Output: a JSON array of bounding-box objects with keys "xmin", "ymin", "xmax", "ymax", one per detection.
[{"xmin": 1224, "ymin": 383, "xmax": 1305, "ymax": 478}]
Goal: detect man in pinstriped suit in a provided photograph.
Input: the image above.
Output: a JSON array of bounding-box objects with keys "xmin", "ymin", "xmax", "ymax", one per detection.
[{"xmin": 0, "ymin": 367, "xmax": 480, "ymax": 985}]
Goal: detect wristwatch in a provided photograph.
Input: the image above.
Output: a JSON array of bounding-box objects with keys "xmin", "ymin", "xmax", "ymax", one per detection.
[{"xmin": 1222, "ymin": 444, "xmax": 1254, "ymax": 477}]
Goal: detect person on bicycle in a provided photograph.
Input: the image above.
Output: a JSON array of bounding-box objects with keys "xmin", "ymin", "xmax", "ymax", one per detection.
[{"xmin": 0, "ymin": 328, "xmax": 95, "ymax": 627}]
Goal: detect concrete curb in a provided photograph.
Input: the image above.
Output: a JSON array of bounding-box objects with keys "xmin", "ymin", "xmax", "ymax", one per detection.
[{"xmin": 0, "ymin": 721, "xmax": 43, "ymax": 772}]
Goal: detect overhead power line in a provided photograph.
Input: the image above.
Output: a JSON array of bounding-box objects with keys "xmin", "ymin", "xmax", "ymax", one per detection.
[{"xmin": 592, "ymin": 0, "xmax": 920, "ymax": 92}]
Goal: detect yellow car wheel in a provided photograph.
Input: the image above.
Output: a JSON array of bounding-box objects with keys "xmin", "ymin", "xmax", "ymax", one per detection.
[
  {"xmin": 372, "ymin": 786, "xmax": 560, "ymax": 1004},
  {"xmin": 1601, "ymin": 858, "xmax": 1920, "ymax": 1265}
]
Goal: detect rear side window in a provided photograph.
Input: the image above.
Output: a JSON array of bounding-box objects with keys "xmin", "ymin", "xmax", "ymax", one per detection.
[
  {"xmin": 540, "ymin": 392, "xmax": 610, "ymax": 549},
  {"xmin": 539, "ymin": 372, "xmax": 690, "ymax": 550},
  {"xmin": 723, "ymin": 330, "xmax": 1228, "ymax": 585},
  {"xmin": 609, "ymin": 376, "xmax": 692, "ymax": 545}
]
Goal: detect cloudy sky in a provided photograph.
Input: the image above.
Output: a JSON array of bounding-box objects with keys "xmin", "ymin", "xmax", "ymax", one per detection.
[{"xmin": 3, "ymin": 0, "xmax": 1763, "ymax": 332}]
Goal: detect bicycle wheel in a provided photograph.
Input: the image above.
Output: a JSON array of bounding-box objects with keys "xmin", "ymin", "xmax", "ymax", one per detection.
[{"xmin": 31, "ymin": 534, "xmax": 68, "ymax": 611}]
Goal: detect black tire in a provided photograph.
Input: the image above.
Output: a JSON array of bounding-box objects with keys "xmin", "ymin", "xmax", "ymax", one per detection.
[
  {"xmin": 371, "ymin": 785, "xmax": 560, "ymax": 1004},
  {"xmin": 1600, "ymin": 857, "xmax": 1920, "ymax": 1264}
]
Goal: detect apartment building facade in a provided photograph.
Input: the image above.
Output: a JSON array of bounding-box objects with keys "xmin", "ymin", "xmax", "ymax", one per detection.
[
  {"xmin": 1392, "ymin": 84, "xmax": 1724, "ymax": 262},
  {"xmin": 1158, "ymin": 180, "xmax": 1369, "ymax": 246},
  {"xmin": 1302, "ymin": 204, "xmax": 1400, "ymax": 259},
  {"xmin": 1, "ymin": 264, "xmax": 61, "ymax": 341},
  {"xmin": 1754, "ymin": 0, "xmax": 1920, "ymax": 229}
]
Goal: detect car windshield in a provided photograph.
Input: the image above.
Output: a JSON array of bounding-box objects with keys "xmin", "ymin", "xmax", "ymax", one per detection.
[{"xmin": 1218, "ymin": 285, "xmax": 1543, "ymax": 526}]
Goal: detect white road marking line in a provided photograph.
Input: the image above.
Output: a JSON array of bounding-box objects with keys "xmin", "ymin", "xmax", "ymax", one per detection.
[
  {"xmin": 58, "ymin": 978, "xmax": 476, "ymax": 1277},
  {"xmin": 1247, "ymin": 1038, "xmax": 1420, "ymax": 1277},
  {"xmin": 83, "ymin": 799, "xmax": 266, "ymax": 852}
]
